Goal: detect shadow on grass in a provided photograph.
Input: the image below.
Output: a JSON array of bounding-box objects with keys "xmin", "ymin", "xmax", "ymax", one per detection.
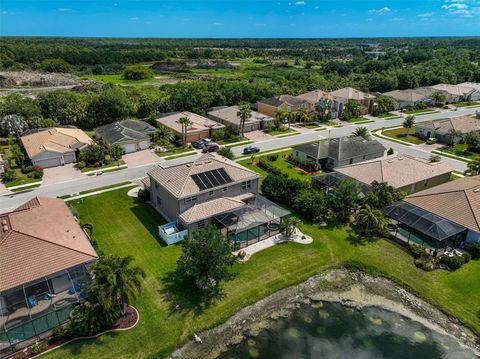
[
  {"xmin": 345, "ymin": 228, "xmax": 379, "ymax": 247},
  {"xmin": 129, "ymin": 204, "xmax": 168, "ymax": 247},
  {"xmin": 60, "ymin": 330, "xmax": 121, "ymax": 357}
]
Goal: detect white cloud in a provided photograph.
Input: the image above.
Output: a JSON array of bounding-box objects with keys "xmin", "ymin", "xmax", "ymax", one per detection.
[
  {"xmin": 129, "ymin": 16, "xmax": 139, "ymax": 20},
  {"xmin": 294, "ymin": 1, "xmax": 305, "ymax": 5},
  {"xmin": 368, "ymin": 7, "xmax": 391, "ymax": 15},
  {"xmin": 57, "ymin": 8, "xmax": 71, "ymax": 12},
  {"xmin": 0, "ymin": 11, "xmax": 8, "ymax": 15},
  {"xmin": 314, "ymin": 5, "xmax": 319, "ymax": 9},
  {"xmin": 391, "ymin": 17, "xmax": 405, "ymax": 21},
  {"xmin": 442, "ymin": 3, "xmax": 468, "ymax": 9},
  {"xmin": 417, "ymin": 12, "xmax": 436, "ymax": 17},
  {"xmin": 441, "ymin": 1, "xmax": 474, "ymax": 17},
  {"xmin": 213, "ymin": 22, "xmax": 222, "ymax": 25}
]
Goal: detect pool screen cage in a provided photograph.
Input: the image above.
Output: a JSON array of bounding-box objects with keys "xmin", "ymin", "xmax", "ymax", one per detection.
[
  {"xmin": 213, "ymin": 196, "xmax": 290, "ymax": 249},
  {"xmin": 314, "ymin": 172, "xmax": 370, "ymax": 195},
  {"xmin": 381, "ymin": 201, "xmax": 467, "ymax": 243}
]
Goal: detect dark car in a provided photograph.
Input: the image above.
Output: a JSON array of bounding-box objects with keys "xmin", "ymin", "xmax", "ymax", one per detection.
[
  {"xmin": 243, "ymin": 146, "xmax": 261, "ymax": 154},
  {"xmin": 202, "ymin": 143, "xmax": 220, "ymax": 153},
  {"xmin": 191, "ymin": 138, "xmax": 212, "ymax": 149}
]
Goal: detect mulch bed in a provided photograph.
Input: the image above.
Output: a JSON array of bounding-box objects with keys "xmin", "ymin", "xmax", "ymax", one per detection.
[
  {"xmin": 8, "ymin": 306, "xmax": 138, "ymax": 358},
  {"xmin": 292, "ymin": 166, "xmax": 321, "ymax": 175}
]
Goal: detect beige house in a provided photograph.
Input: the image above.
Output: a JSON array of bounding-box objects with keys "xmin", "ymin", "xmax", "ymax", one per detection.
[
  {"xmin": 207, "ymin": 106, "xmax": 273, "ymax": 134},
  {"xmin": 0, "ymin": 197, "xmax": 97, "ymax": 351},
  {"xmin": 429, "ymin": 84, "xmax": 480, "ymax": 103},
  {"xmin": 20, "ymin": 128, "xmax": 93, "ymax": 168},
  {"xmin": 382, "ymin": 89, "xmax": 433, "ymax": 109},
  {"xmin": 296, "ymin": 90, "xmax": 340, "ymax": 118},
  {"xmin": 328, "ymin": 87, "xmax": 376, "ymax": 115},
  {"xmin": 416, "ymin": 116, "xmax": 480, "ymax": 144},
  {"xmin": 156, "ymin": 111, "xmax": 225, "ymax": 143},
  {"xmin": 257, "ymin": 95, "xmax": 309, "ymax": 118},
  {"xmin": 332, "ymin": 154, "xmax": 452, "ymax": 193}
]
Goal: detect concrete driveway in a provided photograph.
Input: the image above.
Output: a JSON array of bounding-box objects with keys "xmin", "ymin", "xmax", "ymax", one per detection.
[
  {"xmin": 244, "ymin": 130, "xmax": 273, "ymax": 142},
  {"xmin": 122, "ymin": 150, "xmax": 161, "ymax": 168},
  {"xmin": 42, "ymin": 164, "xmax": 84, "ymax": 186}
]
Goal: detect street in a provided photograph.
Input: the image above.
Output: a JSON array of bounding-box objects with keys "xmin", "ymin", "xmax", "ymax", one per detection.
[{"xmin": 0, "ymin": 106, "xmax": 477, "ymax": 212}]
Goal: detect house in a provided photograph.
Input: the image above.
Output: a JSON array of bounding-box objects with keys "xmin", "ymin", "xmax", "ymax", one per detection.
[
  {"xmin": 20, "ymin": 128, "xmax": 93, "ymax": 168},
  {"xmin": 292, "ymin": 136, "xmax": 386, "ymax": 169},
  {"xmin": 207, "ymin": 106, "xmax": 274, "ymax": 134},
  {"xmin": 156, "ymin": 111, "xmax": 225, "ymax": 143},
  {"xmin": 94, "ymin": 120, "xmax": 156, "ymax": 154},
  {"xmin": 327, "ymin": 87, "xmax": 376, "ymax": 115},
  {"xmin": 382, "ymin": 89, "xmax": 433, "ymax": 109},
  {"xmin": 257, "ymin": 95, "xmax": 309, "ymax": 118},
  {"xmin": 144, "ymin": 153, "xmax": 289, "ymax": 247},
  {"xmin": 416, "ymin": 116, "xmax": 480, "ymax": 144},
  {"xmin": 314, "ymin": 154, "xmax": 452, "ymax": 194},
  {"xmin": 0, "ymin": 197, "xmax": 97, "ymax": 352},
  {"xmin": 458, "ymin": 82, "xmax": 480, "ymax": 93},
  {"xmin": 295, "ymin": 90, "xmax": 340, "ymax": 118},
  {"xmin": 429, "ymin": 84, "xmax": 480, "ymax": 103},
  {"xmin": 382, "ymin": 176, "xmax": 480, "ymax": 254}
]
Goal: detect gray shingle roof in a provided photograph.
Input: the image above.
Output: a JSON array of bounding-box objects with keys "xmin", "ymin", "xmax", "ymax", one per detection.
[{"xmin": 95, "ymin": 120, "xmax": 155, "ymax": 145}]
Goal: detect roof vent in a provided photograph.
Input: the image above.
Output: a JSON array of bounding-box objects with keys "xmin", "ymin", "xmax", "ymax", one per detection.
[
  {"xmin": 3, "ymin": 225, "xmax": 8, "ymax": 231},
  {"xmin": 1, "ymin": 219, "xmax": 6, "ymax": 226},
  {"xmin": 474, "ymin": 189, "xmax": 480, "ymax": 193},
  {"xmin": 186, "ymin": 163, "xmax": 192, "ymax": 167}
]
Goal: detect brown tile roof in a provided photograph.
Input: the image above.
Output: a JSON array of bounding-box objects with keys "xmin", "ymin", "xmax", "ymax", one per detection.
[
  {"xmin": 0, "ymin": 197, "xmax": 97, "ymax": 291},
  {"xmin": 430, "ymin": 84, "xmax": 477, "ymax": 97},
  {"xmin": 207, "ymin": 106, "xmax": 273, "ymax": 126},
  {"xmin": 382, "ymin": 89, "xmax": 430, "ymax": 103},
  {"xmin": 147, "ymin": 153, "xmax": 259, "ymax": 199},
  {"xmin": 418, "ymin": 116, "xmax": 480, "ymax": 135},
  {"xmin": 404, "ymin": 176, "xmax": 480, "ymax": 232},
  {"xmin": 156, "ymin": 111, "xmax": 225, "ymax": 135},
  {"xmin": 179, "ymin": 194, "xmax": 251, "ymax": 224},
  {"xmin": 20, "ymin": 128, "xmax": 93, "ymax": 159},
  {"xmin": 258, "ymin": 95, "xmax": 309, "ymax": 108},
  {"xmin": 335, "ymin": 154, "xmax": 452, "ymax": 189},
  {"xmin": 296, "ymin": 90, "xmax": 336, "ymax": 104},
  {"xmin": 328, "ymin": 87, "xmax": 376, "ymax": 101}
]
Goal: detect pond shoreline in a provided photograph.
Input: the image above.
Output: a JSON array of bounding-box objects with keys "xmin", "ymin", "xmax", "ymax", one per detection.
[{"xmin": 171, "ymin": 269, "xmax": 480, "ymax": 359}]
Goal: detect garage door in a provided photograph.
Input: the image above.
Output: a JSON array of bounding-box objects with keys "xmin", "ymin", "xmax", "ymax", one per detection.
[
  {"xmin": 34, "ymin": 157, "xmax": 63, "ymax": 168},
  {"xmin": 139, "ymin": 141, "xmax": 150, "ymax": 150},
  {"xmin": 123, "ymin": 143, "xmax": 136, "ymax": 153}
]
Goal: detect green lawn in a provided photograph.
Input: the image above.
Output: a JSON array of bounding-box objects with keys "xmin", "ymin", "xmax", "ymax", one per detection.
[
  {"xmin": 456, "ymin": 102, "xmax": 480, "ymax": 108},
  {"xmin": 0, "ymin": 144, "xmax": 43, "ymax": 187},
  {"xmin": 403, "ymin": 109, "xmax": 437, "ymax": 115},
  {"xmin": 83, "ymin": 74, "xmax": 158, "ymax": 85},
  {"xmin": 44, "ymin": 188, "xmax": 480, "ymax": 359},
  {"xmin": 81, "ymin": 161, "xmax": 126, "ymax": 173},
  {"xmin": 267, "ymin": 128, "xmax": 297, "ymax": 136},
  {"xmin": 217, "ymin": 136, "xmax": 249, "ymax": 145},
  {"xmin": 346, "ymin": 117, "xmax": 367, "ymax": 123},
  {"xmin": 382, "ymin": 127, "xmax": 424, "ymax": 145},
  {"xmin": 439, "ymin": 144, "xmax": 480, "ymax": 162}
]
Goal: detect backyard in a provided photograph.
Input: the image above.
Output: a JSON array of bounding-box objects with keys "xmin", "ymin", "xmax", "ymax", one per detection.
[
  {"xmin": 42, "ymin": 188, "xmax": 480, "ymax": 359},
  {"xmin": 381, "ymin": 126, "xmax": 424, "ymax": 145}
]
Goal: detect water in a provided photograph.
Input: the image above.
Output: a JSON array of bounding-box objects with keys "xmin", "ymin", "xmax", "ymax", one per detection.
[{"xmin": 220, "ymin": 302, "xmax": 477, "ymax": 359}]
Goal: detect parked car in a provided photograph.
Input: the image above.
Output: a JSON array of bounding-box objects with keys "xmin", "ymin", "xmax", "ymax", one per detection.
[
  {"xmin": 243, "ymin": 146, "xmax": 261, "ymax": 154},
  {"xmin": 191, "ymin": 138, "xmax": 212, "ymax": 149},
  {"xmin": 426, "ymin": 137, "xmax": 438, "ymax": 145},
  {"xmin": 202, "ymin": 143, "xmax": 219, "ymax": 153}
]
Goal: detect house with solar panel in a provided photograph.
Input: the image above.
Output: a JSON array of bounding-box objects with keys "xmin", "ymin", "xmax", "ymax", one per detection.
[{"xmin": 143, "ymin": 153, "xmax": 289, "ymax": 248}]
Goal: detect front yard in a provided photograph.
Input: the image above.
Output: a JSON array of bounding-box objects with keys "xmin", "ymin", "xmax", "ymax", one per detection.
[
  {"xmin": 381, "ymin": 126, "xmax": 425, "ymax": 145},
  {"xmin": 43, "ymin": 188, "xmax": 480, "ymax": 359},
  {"xmin": 438, "ymin": 144, "xmax": 480, "ymax": 162}
]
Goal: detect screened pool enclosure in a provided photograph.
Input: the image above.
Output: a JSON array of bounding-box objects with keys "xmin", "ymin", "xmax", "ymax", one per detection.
[
  {"xmin": 214, "ymin": 196, "xmax": 290, "ymax": 249},
  {"xmin": 0, "ymin": 263, "xmax": 92, "ymax": 356}
]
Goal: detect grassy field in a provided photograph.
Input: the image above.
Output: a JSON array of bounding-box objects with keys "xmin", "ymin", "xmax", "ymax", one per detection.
[
  {"xmin": 382, "ymin": 127, "xmax": 424, "ymax": 145},
  {"xmin": 439, "ymin": 144, "xmax": 480, "ymax": 162},
  {"xmin": 83, "ymin": 74, "xmax": 158, "ymax": 85},
  {"xmin": 456, "ymin": 102, "xmax": 480, "ymax": 108},
  {"xmin": 43, "ymin": 188, "xmax": 480, "ymax": 359}
]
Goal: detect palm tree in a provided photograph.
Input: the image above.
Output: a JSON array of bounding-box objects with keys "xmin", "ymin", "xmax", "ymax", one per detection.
[
  {"xmin": 154, "ymin": 126, "xmax": 175, "ymax": 146},
  {"xmin": 356, "ymin": 204, "xmax": 388, "ymax": 236},
  {"xmin": 432, "ymin": 91, "xmax": 446, "ymax": 107},
  {"xmin": 89, "ymin": 255, "xmax": 146, "ymax": 315},
  {"xmin": 465, "ymin": 160, "xmax": 480, "ymax": 176},
  {"xmin": 295, "ymin": 107, "xmax": 310, "ymax": 123},
  {"xmin": 352, "ymin": 126, "xmax": 370, "ymax": 140},
  {"xmin": 280, "ymin": 216, "xmax": 301, "ymax": 238},
  {"xmin": 447, "ymin": 128, "xmax": 460, "ymax": 147},
  {"xmin": 176, "ymin": 116, "xmax": 192, "ymax": 147},
  {"xmin": 315, "ymin": 98, "xmax": 333, "ymax": 122},
  {"xmin": 236, "ymin": 102, "xmax": 252, "ymax": 137},
  {"xmin": 402, "ymin": 115, "xmax": 415, "ymax": 136}
]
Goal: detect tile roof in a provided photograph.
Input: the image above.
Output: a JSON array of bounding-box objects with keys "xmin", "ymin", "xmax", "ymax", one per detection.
[
  {"xmin": 207, "ymin": 106, "xmax": 273, "ymax": 126},
  {"xmin": 382, "ymin": 89, "xmax": 430, "ymax": 103},
  {"xmin": 335, "ymin": 154, "xmax": 452, "ymax": 189},
  {"xmin": 95, "ymin": 120, "xmax": 154, "ymax": 145},
  {"xmin": 430, "ymin": 84, "xmax": 478, "ymax": 97},
  {"xmin": 328, "ymin": 87, "xmax": 376, "ymax": 101},
  {"xmin": 418, "ymin": 116, "xmax": 480, "ymax": 135},
  {"xmin": 293, "ymin": 136, "xmax": 386, "ymax": 162},
  {"xmin": 156, "ymin": 111, "xmax": 225, "ymax": 134},
  {"xmin": 258, "ymin": 95, "xmax": 309, "ymax": 108},
  {"xmin": 20, "ymin": 128, "xmax": 93, "ymax": 159},
  {"xmin": 147, "ymin": 153, "xmax": 259, "ymax": 198},
  {"xmin": 296, "ymin": 90, "xmax": 336, "ymax": 104},
  {"xmin": 458, "ymin": 82, "xmax": 480, "ymax": 91},
  {"xmin": 404, "ymin": 176, "xmax": 480, "ymax": 232},
  {"xmin": 179, "ymin": 194, "xmax": 252, "ymax": 224},
  {"xmin": 0, "ymin": 197, "xmax": 97, "ymax": 291}
]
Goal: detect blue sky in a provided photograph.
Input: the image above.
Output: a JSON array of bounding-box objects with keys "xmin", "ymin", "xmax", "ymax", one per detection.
[{"xmin": 1, "ymin": 1, "xmax": 479, "ymax": 38}]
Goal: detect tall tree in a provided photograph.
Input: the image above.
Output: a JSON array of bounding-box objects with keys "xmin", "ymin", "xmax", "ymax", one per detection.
[
  {"xmin": 176, "ymin": 116, "xmax": 193, "ymax": 147},
  {"xmin": 432, "ymin": 91, "xmax": 446, "ymax": 107},
  {"xmin": 364, "ymin": 181, "xmax": 405, "ymax": 209},
  {"xmin": 356, "ymin": 204, "xmax": 388, "ymax": 237},
  {"xmin": 402, "ymin": 115, "xmax": 415, "ymax": 136},
  {"xmin": 236, "ymin": 102, "xmax": 252, "ymax": 137},
  {"xmin": 447, "ymin": 129, "xmax": 460, "ymax": 147},
  {"xmin": 330, "ymin": 178, "xmax": 361, "ymax": 222}
]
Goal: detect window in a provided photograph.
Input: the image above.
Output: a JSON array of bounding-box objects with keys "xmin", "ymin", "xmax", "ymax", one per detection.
[
  {"xmin": 222, "ymin": 187, "xmax": 227, "ymax": 192},
  {"xmin": 156, "ymin": 196, "xmax": 162, "ymax": 206},
  {"xmin": 242, "ymin": 180, "xmax": 251, "ymax": 190},
  {"xmin": 185, "ymin": 196, "xmax": 197, "ymax": 203},
  {"xmin": 209, "ymin": 190, "xmax": 214, "ymax": 196}
]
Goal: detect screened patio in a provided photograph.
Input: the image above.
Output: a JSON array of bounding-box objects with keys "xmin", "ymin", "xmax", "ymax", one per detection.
[
  {"xmin": 382, "ymin": 201, "xmax": 467, "ymax": 255},
  {"xmin": 213, "ymin": 196, "xmax": 290, "ymax": 250},
  {"xmin": 314, "ymin": 172, "xmax": 370, "ymax": 195},
  {"xmin": 0, "ymin": 264, "xmax": 92, "ymax": 355}
]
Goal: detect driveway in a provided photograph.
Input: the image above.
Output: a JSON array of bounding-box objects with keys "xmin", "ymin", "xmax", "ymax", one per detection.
[
  {"xmin": 244, "ymin": 130, "xmax": 273, "ymax": 142},
  {"xmin": 414, "ymin": 143, "xmax": 444, "ymax": 152},
  {"xmin": 122, "ymin": 150, "xmax": 161, "ymax": 168},
  {"xmin": 42, "ymin": 164, "xmax": 84, "ymax": 186}
]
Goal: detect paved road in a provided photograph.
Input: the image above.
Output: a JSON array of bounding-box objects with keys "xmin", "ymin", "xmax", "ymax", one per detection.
[{"xmin": 0, "ymin": 107, "xmax": 477, "ymax": 212}]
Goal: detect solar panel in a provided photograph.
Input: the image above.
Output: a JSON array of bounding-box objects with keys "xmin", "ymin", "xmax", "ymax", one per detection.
[{"xmin": 191, "ymin": 168, "xmax": 233, "ymax": 190}]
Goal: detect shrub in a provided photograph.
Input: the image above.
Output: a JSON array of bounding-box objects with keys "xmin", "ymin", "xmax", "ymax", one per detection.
[
  {"xmin": 217, "ymin": 147, "xmax": 234, "ymax": 160},
  {"xmin": 77, "ymin": 161, "xmax": 86, "ymax": 169},
  {"xmin": 21, "ymin": 165, "xmax": 34, "ymax": 174},
  {"xmin": 470, "ymin": 242, "xmax": 480, "ymax": 259},
  {"xmin": 122, "ymin": 65, "xmax": 154, "ymax": 80},
  {"xmin": 414, "ymin": 258, "xmax": 435, "ymax": 271},
  {"xmin": 387, "ymin": 148, "xmax": 394, "ymax": 156},
  {"xmin": 409, "ymin": 244, "xmax": 427, "ymax": 259},
  {"xmin": 288, "ymin": 154, "xmax": 300, "ymax": 165},
  {"xmin": 137, "ymin": 188, "xmax": 150, "ymax": 202},
  {"xmin": 30, "ymin": 342, "xmax": 48, "ymax": 355},
  {"xmin": 2, "ymin": 169, "xmax": 17, "ymax": 182},
  {"xmin": 50, "ymin": 325, "xmax": 67, "ymax": 342},
  {"xmin": 237, "ymin": 250, "xmax": 246, "ymax": 260},
  {"xmin": 267, "ymin": 154, "xmax": 278, "ymax": 162},
  {"xmin": 67, "ymin": 303, "xmax": 108, "ymax": 338},
  {"xmin": 258, "ymin": 158, "xmax": 282, "ymax": 176},
  {"xmin": 104, "ymin": 154, "xmax": 111, "ymax": 165},
  {"xmin": 462, "ymin": 252, "xmax": 471, "ymax": 263},
  {"xmin": 211, "ymin": 129, "xmax": 225, "ymax": 142},
  {"xmin": 429, "ymin": 154, "xmax": 441, "ymax": 162},
  {"xmin": 440, "ymin": 255, "xmax": 465, "ymax": 270}
]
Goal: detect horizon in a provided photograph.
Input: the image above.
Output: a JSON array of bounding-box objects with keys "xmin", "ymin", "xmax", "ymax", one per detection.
[{"xmin": 1, "ymin": 0, "xmax": 480, "ymax": 38}]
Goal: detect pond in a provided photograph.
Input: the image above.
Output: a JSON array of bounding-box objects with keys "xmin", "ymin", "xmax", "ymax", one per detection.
[{"xmin": 219, "ymin": 302, "xmax": 476, "ymax": 359}]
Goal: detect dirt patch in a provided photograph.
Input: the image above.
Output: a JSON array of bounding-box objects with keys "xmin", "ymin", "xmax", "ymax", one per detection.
[
  {"xmin": 171, "ymin": 269, "xmax": 480, "ymax": 359},
  {"xmin": 0, "ymin": 71, "xmax": 91, "ymax": 88}
]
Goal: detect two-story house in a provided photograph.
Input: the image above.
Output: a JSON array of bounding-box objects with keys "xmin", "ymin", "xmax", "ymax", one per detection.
[{"xmin": 144, "ymin": 153, "xmax": 289, "ymax": 247}]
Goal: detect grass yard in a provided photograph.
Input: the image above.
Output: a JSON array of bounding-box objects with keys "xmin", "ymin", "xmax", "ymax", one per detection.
[
  {"xmin": 382, "ymin": 127, "xmax": 424, "ymax": 145},
  {"xmin": 217, "ymin": 136, "xmax": 249, "ymax": 145},
  {"xmin": 346, "ymin": 117, "xmax": 367, "ymax": 123},
  {"xmin": 403, "ymin": 108, "xmax": 437, "ymax": 115},
  {"xmin": 44, "ymin": 188, "xmax": 480, "ymax": 359},
  {"xmin": 266, "ymin": 128, "xmax": 297, "ymax": 136},
  {"xmin": 456, "ymin": 102, "xmax": 480, "ymax": 108},
  {"xmin": 439, "ymin": 144, "xmax": 480, "ymax": 162},
  {"xmin": 80, "ymin": 161, "xmax": 126, "ymax": 173}
]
